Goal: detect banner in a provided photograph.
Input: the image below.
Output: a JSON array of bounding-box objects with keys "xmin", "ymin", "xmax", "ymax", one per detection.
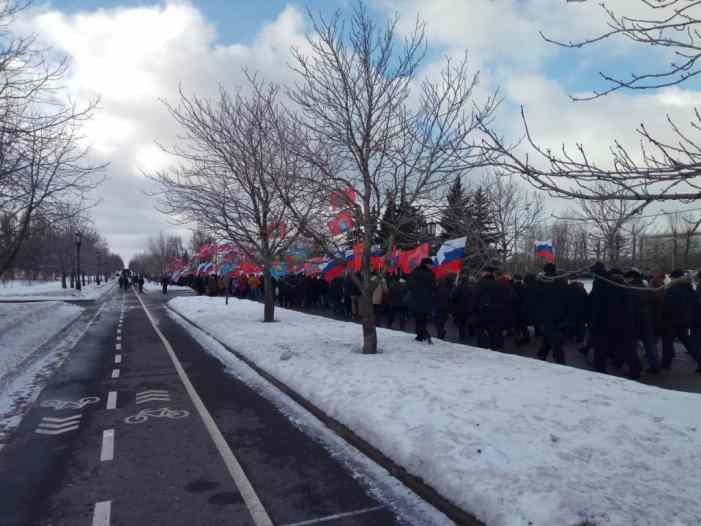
[
  {"xmin": 327, "ymin": 211, "xmax": 353, "ymax": 236},
  {"xmin": 321, "ymin": 259, "xmax": 346, "ymax": 282},
  {"xmin": 330, "ymin": 187, "xmax": 357, "ymax": 210},
  {"xmin": 399, "ymin": 243, "xmax": 429, "ymax": 274}
]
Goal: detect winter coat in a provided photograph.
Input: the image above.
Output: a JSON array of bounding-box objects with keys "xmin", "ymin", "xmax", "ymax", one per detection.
[
  {"xmin": 565, "ymin": 281, "xmax": 590, "ymax": 325},
  {"xmin": 407, "ymin": 265, "xmax": 435, "ymax": 314},
  {"xmin": 663, "ymin": 278, "xmax": 695, "ymax": 329},
  {"xmin": 387, "ymin": 280, "xmax": 408, "ymax": 308},
  {"xmin": 372, "ymin": 277, "xmax": 388, "ymax": 305},
  {"xmin": 627, "ymin": 278, "xmax": 657, "ymax": 334},
  {"xmin": 473, "ymin": 275, "xmax": 511, "ymax": 326},
  {"xmin": 537, "ymin": 276, "xmax": 570, "ymax": 328},
  {"xmin": 450, "ymin": 282, "xmax": 472, "ymax": 321},
  {"xmin": 434, "ymin": 279, "xmax": 453, "ymax": 322}
]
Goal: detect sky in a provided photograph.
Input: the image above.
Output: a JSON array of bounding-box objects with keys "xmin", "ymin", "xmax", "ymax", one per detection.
[{"xmin": 15, "ymin": 0, "xmax": 701, "ymax": 263}]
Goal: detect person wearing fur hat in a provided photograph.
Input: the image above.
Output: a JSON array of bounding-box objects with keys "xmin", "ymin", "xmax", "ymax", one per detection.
[{"xmin": 661, "ymin": 269, "xmax": 700, "ymax": 371}]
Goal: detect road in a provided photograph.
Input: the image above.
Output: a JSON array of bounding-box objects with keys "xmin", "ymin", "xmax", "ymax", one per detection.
[{"xmin": 0, "ymin": 288, "xmax": 405, "ymax": 526}]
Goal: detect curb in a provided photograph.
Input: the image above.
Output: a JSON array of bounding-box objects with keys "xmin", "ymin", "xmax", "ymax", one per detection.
[{"xmin": 167, "ymin": 304, "xmax": 484, "ymax": 526}]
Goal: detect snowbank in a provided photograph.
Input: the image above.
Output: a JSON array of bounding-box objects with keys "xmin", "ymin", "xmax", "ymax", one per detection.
[
  {"xmin": 143, "ymin": 281, "xmax": 193, "ymax": 293},
  {"xmin": 0, "ymin": 279, "xmax": 115, "ymax": 300},
  {"xmin": 0, "ymin": 302, "xmax": 83, "ymax": 384},
  {"xmin": 169, "ymin": 297, "xmax": 701, "ymax": 526}
]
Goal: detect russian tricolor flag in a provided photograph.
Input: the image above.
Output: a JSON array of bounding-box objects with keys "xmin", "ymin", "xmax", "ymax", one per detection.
[
  {"xmin": 321, "ymin": 259, "xmax": 346, "ymax": 282},
  {"xmin": 535, "ymin": 240, "xmax": 555, "ymax": 262},
  {"xmin": 434, "ymin": 237, "xmax": 466, "ymax": 277}
]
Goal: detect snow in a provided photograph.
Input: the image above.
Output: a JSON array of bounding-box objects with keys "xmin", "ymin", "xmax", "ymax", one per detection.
[
  {"xmin": 171, "ymin": 310, "xmax": 454, "ymax": 526},
  {"xmin": 0, "ymin": 302, "xmax": 83, "ymax": 385},
  {"xmin": 142, "ymin": 281, "xmax": 193, "ymax": 293},
  {"xmin": 169, "ymin": 297, "xmax": 701, "ymax": 526},
  {"xmin": 0, "ymin": 279, "xmax": 116, "ymax": 301}
]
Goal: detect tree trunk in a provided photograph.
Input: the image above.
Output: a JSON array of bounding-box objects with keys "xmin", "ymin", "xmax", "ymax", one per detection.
[
  {"xmin": 61, "ymin": 271, "xmax": 67, "ymax": 289},
  {"xmin": 263, "ymin": 266, "xmax": 275, "ymax": 323},
  {"xmin": 70, "ymin": 273, "xmax": 75, "ymax": 288},
  {"xmin": 360, "ymin": 289, "xmax": 377, "ymax": 354}
]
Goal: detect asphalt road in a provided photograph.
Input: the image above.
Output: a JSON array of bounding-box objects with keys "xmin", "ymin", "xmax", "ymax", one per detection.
[{"xmin": 0, "ymin": 288, "xmax": 405, "ymax": 526}]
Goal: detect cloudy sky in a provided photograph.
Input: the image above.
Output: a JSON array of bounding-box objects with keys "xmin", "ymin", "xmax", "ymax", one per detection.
[{"xmin": 16, "ymin": 0, "xmax": 700, "ymax": 263}]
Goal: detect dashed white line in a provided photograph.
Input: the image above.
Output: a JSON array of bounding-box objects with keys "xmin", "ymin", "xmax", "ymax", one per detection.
[
  {"xmin": 106, "ymin": 391, "xmax": 117, "ymax": 410},
  {"xmin": 92, "ymin": 501, "xmax": 111, "ymax": 526},
  {"xmin": 114, "ymin": 354, "xmax": 122, "ymax": 364},
  {"xmin": 111, "ymin": 369, "xmax": 120, "ymax": 379},
  {"xmin": 115, "ymin": 343, "xmax": 122, "ymax": 351},
  {"xmin": 100, "ymin": 429, "xmax": 115, "ymax": 462},
  {"xmin": 116, "ymin": 335, "xmax": 122, "ymax": 341},
  {"xmin": 133, "ymin": 290, "xmax": 274, "ymax": 526}
]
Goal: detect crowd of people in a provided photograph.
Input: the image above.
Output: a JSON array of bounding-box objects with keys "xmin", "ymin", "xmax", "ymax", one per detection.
[{"xmin": 181, "ymin": 259, "xmax": 701, "ymax": 381}]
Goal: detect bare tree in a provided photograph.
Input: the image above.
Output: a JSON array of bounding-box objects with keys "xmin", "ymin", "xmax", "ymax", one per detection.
[
  {"xmin": 569, "ymin": 185, "xmax": 650, "ymax": 265},
  {"xmin": 486, "ymin": 174, "xmax": 545, "ymax": 264},
  {"xmin": 480, "ymin": 1, "xmax": 701, "ymax": 203},
  {"xmin": 152, "ymin": 75, "xmax": 313, "ymax": 322},
  {"xmin": 283, "ymin": 2, "xmax": 498, "ymax": 354},
  {"xmin": 0, "ymin": 1, "xmax": 105, "ymax": 278}
]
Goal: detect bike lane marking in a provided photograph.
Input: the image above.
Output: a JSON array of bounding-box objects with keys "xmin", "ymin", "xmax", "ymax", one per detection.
[
  {"xmin": 114, "ymin": 355, "xmax": 122, "ymax": 364},
  {"xmin": 100, "ymin": 429, "xmax": 114, "ymax": 462},
  {"xmin": 133, "ymin": 290, "xmax": 274, "ymax": 526},
  {"xmin": 92, "ymin": 501, "xmax": 111, "ymax": 526},
  {"xmin": 106, "ymin": 391, "xmax": 117, "ymax": 410},
  {"xmin": 111, "ymin": 369, "xmax": 120, "ymax": 379}
]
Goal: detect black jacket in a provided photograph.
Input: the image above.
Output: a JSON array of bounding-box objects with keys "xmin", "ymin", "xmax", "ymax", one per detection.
[
  {"xmin": 408, "ymin": 265, "xmax": 435, "ymax": 314},
  {"xmin": 663, "ymin": 278, "xmax": 695, "ymax": 329},
  {"xmin": 473, "ymin": 276, "xmax": 511, "ymax": 325}
]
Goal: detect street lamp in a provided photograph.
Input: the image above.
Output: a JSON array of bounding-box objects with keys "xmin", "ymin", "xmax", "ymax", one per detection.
[{"xmin": 75, "ymin": 231, "xmax": 82, "ymax": 291}]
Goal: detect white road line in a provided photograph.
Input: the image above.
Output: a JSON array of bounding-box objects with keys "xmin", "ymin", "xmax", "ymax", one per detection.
[
  {"xmin": 116, "ymin": 335, "xmax": 122, "ymax": 341},
  {"xmin": 115, "ymin": 343, "xmax": 122, "ymax": 351},
  {"xmin": 111, "ymin": 369, "xmax": 120, "ymax": 379},
  {"xmin": 133, "ymin": 290, "xmax": 274, "ymax": 526},
  {"xmin": 92, "ymin": 501, "xmax": 111, "ymax": 526},
  {"xmin": 280, "ymin": 506, "xmax": 385, "ymax": 526},
  {"xmin": 117, "ymin": 328, "xmax": 121, "ymax": 334},
  {"xmin": 100, "ymin": 429, "xmax": 115, "ymax": 461},
  {"xmin": 114, "ymin": 354, "xmax": 122, "ymax": 364},
  {"xmin": 106, "ymin": 391, "xmax": 117, "ymax": 410}
]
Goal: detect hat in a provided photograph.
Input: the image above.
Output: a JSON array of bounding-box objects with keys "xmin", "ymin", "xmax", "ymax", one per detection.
[
  {"xmin": 624, "ymin": 269, "xmax": 641, "ymax": 280},
  {"xmin": 670, "ymin": 269, "xmax": 685, "ymax": 279},
  {"xmin": 543, "ymin": 263, "xmax": 557, "ymax": 277},
  {"xmin": 420, "ymin": 257, "xmax": 433, "ymax": 266},
  {"xmin": 591, "ymin": 261, "xmax": 606, "ymax": 275}
]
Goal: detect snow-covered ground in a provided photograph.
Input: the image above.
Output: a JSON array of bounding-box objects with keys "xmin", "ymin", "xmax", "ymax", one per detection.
[
  {"xmin": 0, "ymin": 302, "xmax": 83, "ymax": 386},
  {"xmin": 169, "ymin": 297, "xmax": 701, "ymax": 526},
  {"xmin": 0, "ymin": 279, "xmax": 116, "ymax": 300}
]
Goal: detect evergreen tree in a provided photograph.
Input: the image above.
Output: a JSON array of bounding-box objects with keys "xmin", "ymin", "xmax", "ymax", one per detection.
[
  {"xmin": 464, "ymin": 187, "xmax": 501, "ymax": 270},
  {"xmin": 376, "ymin": 193, "xmax": 427, "ymax": 250},
  {"xmin": 440, "ymin": 176, "xmax": 469, "ymax": 239}
]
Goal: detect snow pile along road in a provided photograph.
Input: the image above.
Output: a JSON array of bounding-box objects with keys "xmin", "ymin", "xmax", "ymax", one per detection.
[
  {"xmin": 169, "ymin": 297, "xmax": 701, "ymax": 526},
  {"xmin": 0, "ymin": 279, "xmax": 115, "ymax": 301},
  {"xmin": 0, "ymin": 302, "xmax": 83, "ymax": 385}
]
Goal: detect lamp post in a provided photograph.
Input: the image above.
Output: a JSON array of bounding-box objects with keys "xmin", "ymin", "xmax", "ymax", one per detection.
[{"xmin": 75, "ymin": 231, "xmax": 82, "ymax": 291}]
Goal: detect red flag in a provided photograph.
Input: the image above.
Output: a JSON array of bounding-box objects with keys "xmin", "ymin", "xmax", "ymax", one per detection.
[
  {"xmin": 330, "ymin": 188, "xmax": 357, "ymax": 210},
  {"xmin": 399, "ymin": 243, "xmax": 429, "ymax": 274},
  {"xmin": 351, "ymin": 242, "xmax": 364, "ymax": 272},
  {"xmin": 328, "ymin": 211, "xmax": 353, "ymax": 236}
]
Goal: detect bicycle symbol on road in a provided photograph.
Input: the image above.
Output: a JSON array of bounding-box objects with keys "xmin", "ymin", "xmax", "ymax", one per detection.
[
  {"xmin": 41, "ymin": 397, "xmax": 100, "ymax": 410},
  {"xmin": 124, "ymin": 407, "xmax": 189, "ymax": 424}
]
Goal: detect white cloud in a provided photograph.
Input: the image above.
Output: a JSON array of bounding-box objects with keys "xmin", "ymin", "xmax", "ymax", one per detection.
[{"xmin": 19, "ymin": 1, "xmax": 308, "ymax": 263}]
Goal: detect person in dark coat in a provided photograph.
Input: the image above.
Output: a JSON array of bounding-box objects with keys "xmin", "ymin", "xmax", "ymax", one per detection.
[
  {"xmin": 408, "ymin": 258, "xmax": 436, "ymax": 343},
  {"xmin": 433, "ymin": 277, "xmax": 453, "ymax": 340},
  {"xmin": 566, "ymin": 280, "xmax": 589, "ymax": 344},
  {"xmin": 624, "ymin": 269, "xmax": 661, "ymax": 373},
  {"xmin": 385, "ymin": 277, "xmax": 408, "ymax": 330},
  {"xmin": 473, "ymin": 266, "xmax": 510, "ymax": 351},
  {"xmin": 511, "ymin": 274, "xmax": 530, "ymax": 345},
  {"xmin": 661, "ymin": 269, "xmax": 700, "ymax": 370},
  {"xmin": 161, "ymin": 274, "xmax": 169, "ymax": 295},
  {"xmin": 137, "ymin": 275, "xmax": 144, "ymax": 293},
  {"xmin": 537, "ymin": 263, "xmax": 569, "ymax": 365},
  {"xmin": 450, "ymin": 272, "xmax": 472, "ymax": 340}
]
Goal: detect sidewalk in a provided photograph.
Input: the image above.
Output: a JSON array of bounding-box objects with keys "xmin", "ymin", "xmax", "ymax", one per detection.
[{"xmin": 169, "ymin": 296, "xmax": 701, "ymax": 526}]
